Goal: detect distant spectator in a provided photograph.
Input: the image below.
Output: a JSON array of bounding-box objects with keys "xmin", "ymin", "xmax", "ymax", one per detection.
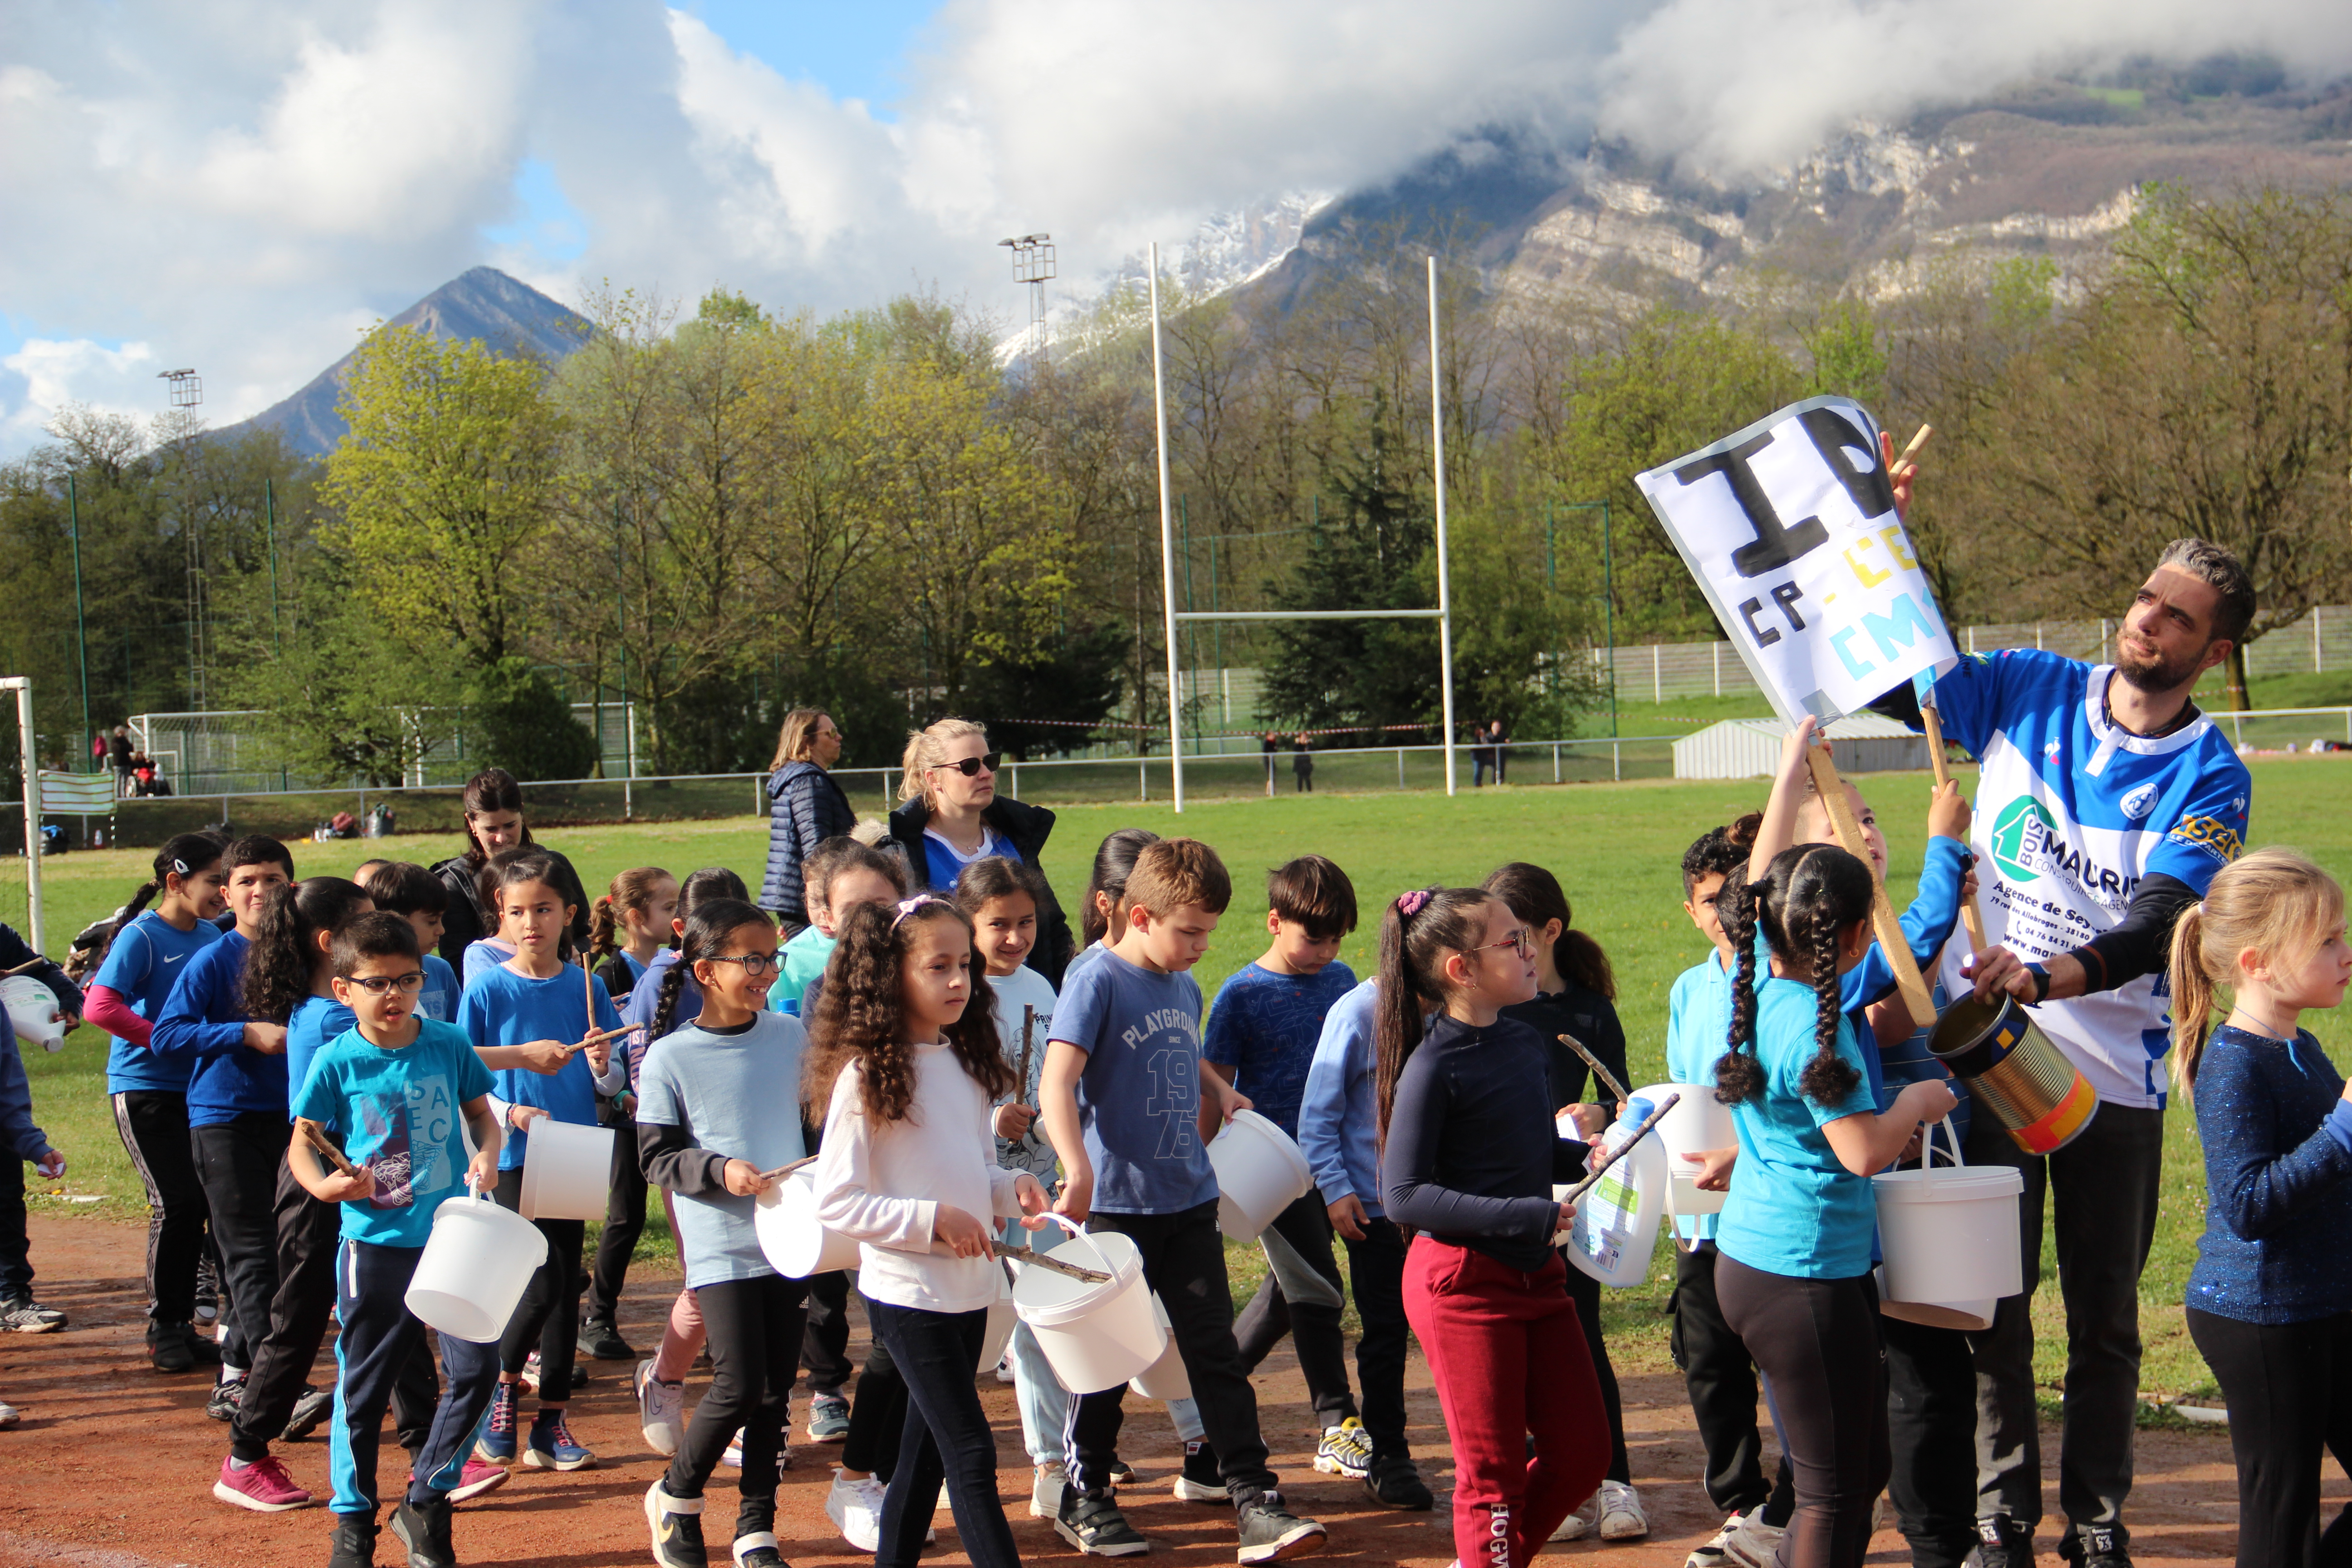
[
  {"xmin": 109, "ymin": 727, "xmax": 133, "ymax": 798},
  {"xmin": 758, "ymin": 708, "xmax": 855, "ymax": 939},
  {"xmin": 1292, "ymin": 733, "xmax": 1315, "ymax": 794},
  {"xmin": 1474, "ymin": 719, "xmax": 1509, "ymax": 787}
]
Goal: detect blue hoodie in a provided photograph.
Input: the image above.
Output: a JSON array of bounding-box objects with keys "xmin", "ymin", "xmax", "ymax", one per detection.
[{"xmin": 151, "ymin": 931, "xmax": 287, "ymax": 1126}]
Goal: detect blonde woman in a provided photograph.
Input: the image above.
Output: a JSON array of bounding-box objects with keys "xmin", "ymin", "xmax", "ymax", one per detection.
[
  {"xmin": 759, "ymin": 709, "xmax": 855, "ymax": 937},
  {"xmin": 886, "ymin": 719, "xmax": 1073, "ymax": 985}
]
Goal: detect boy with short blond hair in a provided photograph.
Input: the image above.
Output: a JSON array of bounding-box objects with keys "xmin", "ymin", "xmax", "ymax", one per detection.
[{"xmin": 1039, "ymin": 838, "xmax": 1327, "ymax": 1563}]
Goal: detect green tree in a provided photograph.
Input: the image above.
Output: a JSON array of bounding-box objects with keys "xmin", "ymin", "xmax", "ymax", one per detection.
[{"xmin": 461, "ymin": 657, "xmax": 598, "ymax": 781}]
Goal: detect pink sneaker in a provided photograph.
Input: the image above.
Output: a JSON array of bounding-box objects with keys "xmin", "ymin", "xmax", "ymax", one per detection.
[
  {"xmin": 412, "ymin": 1458, "xmax": 510, "ymax": 1504},
  {"xmin": 211, "ymin": 1454, "xmax": 313, "ymax": 1512}
]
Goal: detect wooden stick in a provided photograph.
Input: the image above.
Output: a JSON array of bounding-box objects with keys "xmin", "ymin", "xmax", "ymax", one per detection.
[
  {"xmin": 1918, "ymin": 701, "xmax": 1989, "ymax": 952},
  {"xmin": 1018, "ymin": 1005, "xmax": 1034, "ymax": 1102},
  {"xmin": 300, "ymin": 1121, "xmax": 360, "ymax": 1179},
  {"xmin": 573, "ymin": 1023, "xmax": 639, "ymax": 1054},
  {"xmin": 1806, "ymin": 746, "xmax": 1938, "ymax": 1029},
  {"xmin": 1557, "ymin": 1034, "xmax": 1631, "ymax": 1107},
  {"xmin": 755, "ymin": 1153, "xmax": 819, "ymax": 1184},
  {"xmin": 992, "ymin": 1238, "xmax": 1110, "ymax": 1284},
  {"xmin": 1893, "ymin": 423, "xmax": 1934, "ymax": 472},
  {"xmin": 1558, "ymin": 1093, "xmax": 1679, "ymax": 1207}
]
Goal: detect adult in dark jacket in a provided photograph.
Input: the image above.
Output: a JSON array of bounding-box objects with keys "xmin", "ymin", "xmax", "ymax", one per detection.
[
  {"xmin": 886, "ymin": 717, "xmax": 1073, "ymax": 987},
  {"xmin": 427, "ymin": 767, "xmax": 591, "ymax": 969},
  {"xmin": 757, "ymin": 708, "xmax": 856, "ymax": 935}
]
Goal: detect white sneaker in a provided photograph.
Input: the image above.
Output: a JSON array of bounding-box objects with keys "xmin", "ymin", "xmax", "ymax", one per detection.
[
  {"xmin": 827, "ymin": 1471, "xmax": 886, "ymax": 1553},
  {"xmin": 636, "ymin": 1359, "xmax": 685, "ymax": 1457},
  {"xmin": 1721, "ymin": 1507, "xmax": 1786, "ymax": 1568},
  {"xmin": 1551, "ymin": 1490, "xmax": 1596, "ymax": 1541},
  {"xmin": 994, "ymin": 1355, "xmax": 1015, "ymax": 1385},
  {"xmin": 1597, "ymin": 1479, "xmax": 1649, "ymax": 1540},
  {"xmin": 723, "ymin": 1428, "xmax": 744, "ymax": 1468},
  {"xmin": 1031, "ymin": 1461, "xmax": 1069, "ymax": 1519},
  {"xmin": 1686, "ymin": 1513, "xmax": 1745, "ymax": 1568}
]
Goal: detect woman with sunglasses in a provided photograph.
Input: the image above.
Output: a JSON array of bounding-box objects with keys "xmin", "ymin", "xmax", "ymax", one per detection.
[
  {"xmin": 887, "ymin": 719, "xmax": 1074, "ymax": 986},
  {"xmin": 760, "ymin": 709, "xmax": 856, "ymax": 939}
]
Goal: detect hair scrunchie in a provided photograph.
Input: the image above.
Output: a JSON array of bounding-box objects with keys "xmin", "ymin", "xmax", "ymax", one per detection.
[{"xmin": 1395, "ymin": 887, "xmax": 1436, "ymax": 918}]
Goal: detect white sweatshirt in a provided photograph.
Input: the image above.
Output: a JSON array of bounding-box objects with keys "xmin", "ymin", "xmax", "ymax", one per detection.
[{"xmin": 813, "ymin": 1040, "xmax": 1024, "ymax": 1313}]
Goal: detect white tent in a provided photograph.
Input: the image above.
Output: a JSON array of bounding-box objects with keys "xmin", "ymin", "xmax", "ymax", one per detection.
[{"xmin": 1673, "ymin": 714, "xmax": 1936, "ymax": 781}]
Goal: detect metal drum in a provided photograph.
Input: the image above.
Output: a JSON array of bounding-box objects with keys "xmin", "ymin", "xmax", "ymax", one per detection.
[{"xmin": 1927, "ymin": 994, "xmax": 2098, "ymax": 1156}]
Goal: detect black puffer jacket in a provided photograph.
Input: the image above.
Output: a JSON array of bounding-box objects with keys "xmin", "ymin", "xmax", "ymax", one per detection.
[
  {"xmin": 887, "ymin": 795, "xmax": 1073, "ymax": 988},
  {"xmin": 758, "ymin": 761, "xmax": 859, "ymax": 922},
  {"xmin": 429, "ymin": 846, "xmax": 592, "ymax": 970}
]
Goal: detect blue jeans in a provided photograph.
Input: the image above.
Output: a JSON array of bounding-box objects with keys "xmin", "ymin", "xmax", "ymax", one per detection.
[{"xmin": 864, "ymin": 1295, "xmax": 1023, "ymax": 1568}]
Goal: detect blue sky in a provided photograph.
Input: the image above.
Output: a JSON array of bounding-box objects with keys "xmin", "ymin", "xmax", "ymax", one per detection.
[{"xmin": 684, "ymin": 0, "xmax": 944, "ymax": 116}]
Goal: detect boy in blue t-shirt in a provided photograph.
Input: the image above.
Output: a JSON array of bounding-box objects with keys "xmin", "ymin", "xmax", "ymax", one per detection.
[
  {"xmin": 1039, "ymin": 839, "xmax": 1328, "ymax": 1563},
  {"xmin": 1201, "ymin": 856, "xmax": 1372, "ymax": 1489},
  {"xmin": 290, "ymin": 913, "xmax": 500, "ymax": 1568}
]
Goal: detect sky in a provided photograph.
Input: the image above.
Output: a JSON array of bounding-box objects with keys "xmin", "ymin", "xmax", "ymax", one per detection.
[{"xmin": 5, "ymin": 0, "xmax": 2352, "ymax": 455}]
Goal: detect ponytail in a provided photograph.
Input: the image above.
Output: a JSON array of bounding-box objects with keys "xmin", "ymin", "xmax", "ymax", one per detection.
[
  {"xmin": 1372, "ymin": 886, "xmax": 1495, "ymax": 1148},
  {"xmin": 649, "ymin": 962, "xmax": 690, "ymax": 1046},
  {"xmin": 1715, "ymin": 877, "xmax": 1767, "ymax": 1104},
  {"xmin": 588, "ymin": 896, "xmax": 620, "ymax": 963},
  {"xmin": 1558, "ymin": 930, "xmax": 1616, "ymax": 1001},
  {"xmin": 2168, "ymin": 847, "xmax": 2344, "ymax": 1106},
  {"xmin": 2169, "ymin": 905, "xmax": 2213, "ymax": 1102},
  {"xmin": 1797, "ymin": 893, "xmax": 1859, "ymax": 1107},
  {"xmin": 591, "ymin": 867, "xmax": 674, "ymax": 965}
]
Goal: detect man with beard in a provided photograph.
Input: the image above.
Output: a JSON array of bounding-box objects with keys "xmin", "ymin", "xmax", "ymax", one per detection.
[{"xmin": 1873, "ymin": 539, "xmax": 2254, "ymax": 1568}]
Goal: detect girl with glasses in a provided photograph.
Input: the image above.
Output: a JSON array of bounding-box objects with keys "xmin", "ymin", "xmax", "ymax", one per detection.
[
  {"xmin": 887, "ymin": 719, "xmax": 1074, "ymax": 985},
  {"xmin": 637, "ymin": 899, "xmax": 811, "ymax": 1568}
]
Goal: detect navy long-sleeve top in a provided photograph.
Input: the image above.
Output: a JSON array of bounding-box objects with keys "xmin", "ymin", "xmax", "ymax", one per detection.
[
  {"xmin": 2186, "ymin": 1023, "xmax": 2352, "ymax": 1325},
  {"xmin": 150, "ymin": 931, "xmax": 284, "ymax": 1127},
  {"xmin": 1382, "ymin": 1013, "xmax": 1590, "ymax": 1271}
]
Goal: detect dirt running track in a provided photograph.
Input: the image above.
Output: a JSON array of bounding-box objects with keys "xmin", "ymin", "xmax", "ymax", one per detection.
[{"xmin": 0, "ymin": 1213, "xmax": 2312, "ymax": 1566}]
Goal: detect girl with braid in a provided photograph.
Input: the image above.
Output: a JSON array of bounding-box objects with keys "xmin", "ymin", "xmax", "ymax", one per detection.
[{"xmin": 1711, "ymin": 843, "xmax": 1955, "ymax": 1568}]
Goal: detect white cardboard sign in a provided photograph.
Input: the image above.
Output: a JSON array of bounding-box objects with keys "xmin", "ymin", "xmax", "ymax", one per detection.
[{"xmin": 1634, "ymin": 396, "xmax": 1956, "ymax": 724}]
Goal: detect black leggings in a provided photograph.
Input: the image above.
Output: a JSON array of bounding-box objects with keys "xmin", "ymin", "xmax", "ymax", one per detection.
[
  {"xmin": 1716, "ymin": 1256, "xmax": 1889, "ymax": 1568},
  {"xmin": 2187, "ymin": 1306, "xmax": 2352, "ymax": 1568},
  {"xmin": 112, "ymin": 1090, "xmax": 212, "ymax": 1324},
  {"xmin": 584, "ymin": 1107, "xmax": 646, "ymax": 1325},
  {"xmin": 866, "ymin": 1296, "xmax": 1021, "ymax": 1568},
  {"xmin": 1563, "ymin": 1247, "xmax": 1630, "ymax": 1483},
  {"xmin": 490, "ymin": 1178, "xmax": 585, "ymax": 1403},
  {"xmin": 801, "ymin": 1269, "xmax": 855, "ymax": 1395},
  {"xmin": 669, "ymin": 1274, "xmax": 810, "ymax": 1537}
]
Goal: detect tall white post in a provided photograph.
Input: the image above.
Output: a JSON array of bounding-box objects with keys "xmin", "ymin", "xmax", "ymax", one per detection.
[
  {"xmin": 5, "ymin": 679, "xmax": 41, "ymax": 951},
  {"xmin": 1149, "ymin": 243, "xmax": 1186, "ymax": 812},
  {"xmin": 1427, "ymin": 258, "xmax": 1458, "ymax": 797}
]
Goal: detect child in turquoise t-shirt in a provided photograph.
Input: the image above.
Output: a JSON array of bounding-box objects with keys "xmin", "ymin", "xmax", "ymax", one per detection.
[
  {"xmin": 765, "ymin": 841, "xmax": 906, "ymax": 1014},
  {"xmin": 289, "ymin": 912, "xmax": 501, "ymax": 1568}
]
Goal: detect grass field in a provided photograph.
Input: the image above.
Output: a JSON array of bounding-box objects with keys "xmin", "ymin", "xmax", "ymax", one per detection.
[{"xmin": 20, "ymin": 756, "xmax": 2352, "ymax": 1404}]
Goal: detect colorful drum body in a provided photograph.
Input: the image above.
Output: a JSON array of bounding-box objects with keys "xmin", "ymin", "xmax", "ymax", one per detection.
[{"xmin": 1927, "ymin": 994, "xmax": 2098, "ymax": 1156}]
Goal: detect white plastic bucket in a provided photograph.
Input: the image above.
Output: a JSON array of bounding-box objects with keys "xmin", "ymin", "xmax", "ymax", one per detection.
[
  {"xmin": 1632, "ymin": 1080, "xmax": 1736, "ymax": 1216},
  {"xmin": 1128, "ymin": 1294, "xmax": 1193, "ymax": 1401},
  {"xmin": 975, "ymin": 1266, "xmax": 1018, "ymax": 1374},
  {"xmin": 2, "ymin": 975, "xmax": 67, "ymax": 1053},
  {"xmin": 517, "ymin": 1118, "xmax": 613, "ymax": 1223},
  {"xmin": 1562, "ymin": 1095, "xmax": 1673, "ymax": 1290},
  {"xmin": 1011, "ymin": 1217, "xmax": 1164, "ymax": 1395},
  {"xmin": 406, "ymin": 1188, "xmax": 549, "ymax": 1342},
  {"xmin": 1208, "ymin": 1109, "xmax": 1314, "ymax": 1241},
  {"xmin": 1873, "ymin": 1119, "xmax": 2024, "ymax": 1311},
  {"xmin": 754, "ymin": 1167, "xmax": 861, "ymax": 1279}
]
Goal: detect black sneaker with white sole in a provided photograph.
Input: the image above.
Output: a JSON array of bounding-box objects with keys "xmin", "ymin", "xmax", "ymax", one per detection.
[
  {"xmin": 1235, "ymin": 1490, "xmax": 1327, "ymax": 1564},
  {"xmin": 1363, "ymin": 1455, "xmax": 1434, "ymax": 1511},
  {"xmin": 205, "ymin": 1375, "xmax": 246, "ymax": 1423},
  {"xmin": 282, "ymin": 1385, "xmax": 335, "ymax": 1441},
  {"xmin": 327, "ymin": 1514, "xmax": 377, "ymax": 1568},
  {"xmin": 391, "ymin": 1493, "xmax": 456, "ymax": 1568},
  {"xmin": 0, "ymin": 1294, "xmax": 66, "ymax": 1332},
  {"xmin": 581, "ymin": 1317, "xmax": 635, "ymax": 1361},
  {"xmin": 1056, "ymin": 1489, "xmax": 1150, "ymax": 1557},
  {"xmin": 1173, "ymin": 1439, "xmax": 1225, "ymax": 1503}
]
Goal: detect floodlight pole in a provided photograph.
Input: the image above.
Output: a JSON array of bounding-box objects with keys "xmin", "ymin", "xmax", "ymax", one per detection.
[
  {"xmin": 1149, "ymin": 243, "xmax": 1186, "ymax": 812},
  {"xmin": 1427, "ymin": 258, "xmax": 1458, "ymax": 797}
]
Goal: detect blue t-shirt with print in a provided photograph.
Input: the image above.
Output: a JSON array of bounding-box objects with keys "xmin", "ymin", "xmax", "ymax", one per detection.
[
  {"xmin": 285, "ymin": 994, "xmax": 358, "ymax": 1125},
  {"xmin": 1202, "ymin": 960, "xmax": 1358, "ymax": 1140},
  {"xmin": 416, "ymin": 953, "xmax": 461, "ymax": 1024},
  {"xmin": 94, "ymin": 911, "xmax": 219, "ymax": 1094},
  {"xmin": 1055, "ymin": 948, "xmax": 1216, "ymax": 1215},
  {"xmin": 458, "ymin": 961, "xmax": 621, "ymax": 1170},
  {"xmin": 1715, "ymin": 977, "xmax": 1879, "ymax": 1279},
  {"xmin": 291, "ymin": 1019, "xmax": 495, "ymax": 1249}
]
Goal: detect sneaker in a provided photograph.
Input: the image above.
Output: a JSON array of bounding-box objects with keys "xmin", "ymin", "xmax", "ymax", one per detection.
[
  {"xmin": 723, "ymin": 1428, "xmax": 744, "ymax": 1468},
  {"xmin": 410, "ymin": 1457, "xmax": 510, "ymax": 1504},
  {"xmin": 2061, "ymin": 1524, "xmax": 2128, "ymax": 1567},
  {"xmin": 646, "ymin": 1479, "xmax": 709, "ymax": 1568},
  {"xmin": 1106, "ymin": 1455, "xmax": 1137, "ymax": 1485},
  {"xmin": 1597, "ymin": 1479, "xmax": 1650, "ymax": 1541},
  {"xmin": 389, "ymin": 1492, "xmax": 456, "ymax": 1568},
  {"xmin": 0, "ymin": 1294, "xmax": 65, "ymax": 1333},
  {"xmin": 806, "ymin": 1391, "xmax": 850, "ymax": 1443},
  {"xmin": 150, "ymin": 1319, "xmax": 197, "ymax": 1374},
  {"xmin": 282, "ymin": 1385, "xmax": 335, "ymax": 1441},
  {"xmin": 1031, "ymin": 1461, "xmax": 1069, "ymax": 1519},
  {"xmin": 328, "ymin": 1512, "xmax": 377, "ymax": 1568},
  {"xmin": 1312, "ymin": 1417, "xmax": 1373, "ymax": 1480},
  {"xmin": 1686, "ymin": 1513, "xmax": 1744, "ymax": 1568},
  {"xmin": 0, "ymin": 1400, "xmax": 17, "ymax": 1429},
  {"xmin": 1173, "ymin": 1439, "xmax": 1225, "ymax": 1503},
  {"xmin": 1723, "ymin": 1507, "xmax": 1789, "ymax": 1568},
  {"xmin": 826, "ymin": 1470, "xmax": 885, "ymax": 1553},
  {"xmin": 211, "ymin": 1453, "xmax": 313, "ymax": 1512},
  {"xmin": 995, "ymin": 1356, "xmax": 1015, "ymax": 1384},
  {"xmin": 731, "ymin": 1532, "xmax": 787, "ymax": 1568},
  {"xmin": 524, "ymin": 1410, "xmax": 596, "ymax": 1470},
  {"xmin": 205, "ymin": 1375, "xmax": 247, "ymax": 1423},
  {"xmin": 637, "ymin": 1359, "xmax": 686, "ymax": 1456},
  {"xmin": 474, "ymin": 1382, "xmax": 518, "ymax": 1463},
  {"xmin": 1964, "ymin": 1515, "xmax": 2034, "ymax": 1568},
  {"xmin": 1056, "ymin": 1489, "xmax": 1150, "ymax": 1557},
  {"xmin": 1363, "ymin": 1455, "xmax": 1434, "ymax": 1511},
  {"xmin": 1551, "ymin": 1490, "xmax": 1597, "ymax": 1541},
  {"xmin": 1235, "ymin": 1490, "xmax": 1327, "ymax": 1564},
  {"xmin": 582, "ymin": 1316, "xmax": 635, "ymax": 1360}
]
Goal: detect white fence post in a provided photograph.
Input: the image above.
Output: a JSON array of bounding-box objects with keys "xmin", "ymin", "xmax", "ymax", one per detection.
[
  {"xmin": 1712, "ymin": 642, "xmax": 1721, "ymax": 697},
  {"xmin": 1652, "ymin": 644, "xmax": 1662, "ymax": 703}
]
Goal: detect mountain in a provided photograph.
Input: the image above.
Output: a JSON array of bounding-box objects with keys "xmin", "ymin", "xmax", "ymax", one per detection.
[{"xmin": 218, "ymin": 267, "xmax": 588, "ymax": 458}]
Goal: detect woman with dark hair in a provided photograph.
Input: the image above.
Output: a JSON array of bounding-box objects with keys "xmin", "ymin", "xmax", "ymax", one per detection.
[
  {"xmin": 886, "ymin": 720, "xmax": 1072, "ymax": 986},
  {"xmin": 759, "ymin": 709, "xmax": 856, "ymax": 938},
  {"xmin": 429, "ymin": 768, "xmax": 590, "ymax": 970}
]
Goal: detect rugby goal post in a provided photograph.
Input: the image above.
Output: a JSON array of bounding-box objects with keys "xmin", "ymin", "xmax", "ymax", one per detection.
[
  {"xmin": 0, "ymin": 679, "xmax": 41, "ymax": 951},
  {"xmin": 1148, "ymin": 252, "xmax": 1457, "ymax": 811}
]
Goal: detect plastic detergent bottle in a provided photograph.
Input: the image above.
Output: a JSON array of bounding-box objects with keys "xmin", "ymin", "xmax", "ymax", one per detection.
[{"xmin": 1560, "ymin": 1093, "xmax": 1671, "ymax": 1289}]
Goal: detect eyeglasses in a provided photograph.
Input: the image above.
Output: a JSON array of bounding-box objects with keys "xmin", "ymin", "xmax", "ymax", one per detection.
[
  {"xmin": 705, "ymin": 952, "xmax": 783, "ymax": 978},
  {"xmin": 1466, "ymin": 928, "xmax": 1535, "ymax": 961},
  {"xmin": 346, "ymin": 971, "xmax": 427, "ymax": 996},
  {"xmin": 932, "ymin": 753, "xmax": 1002, "ymax": 777}
]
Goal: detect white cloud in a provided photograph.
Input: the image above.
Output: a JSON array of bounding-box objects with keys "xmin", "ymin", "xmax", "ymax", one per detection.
[
  {"xmin": 5, "ymin": 0, "xmax": 2352, "ymax": 455},
  {"xmin": 0, "ymin": 339, "xmax": 157, "ymax": 451}
]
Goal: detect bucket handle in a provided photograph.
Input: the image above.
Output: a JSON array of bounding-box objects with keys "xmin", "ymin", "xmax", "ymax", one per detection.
[
  {"xmin": 1031, "ymin": 1211, "xmax": 1119, "ymax": 1282},
  {"xmin": 1919, "ymin": 1117, "xmax": 1965, "ymax": 1186}
]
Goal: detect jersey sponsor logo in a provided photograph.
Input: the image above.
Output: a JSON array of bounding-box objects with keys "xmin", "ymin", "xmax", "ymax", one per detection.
[
  {"xmin": 2120, "ymin": 782, "xmax": 2159, "ymax": 820},
  {"xmin": 1989, "ymin": 796, "xmax": 2143, "ymax": 905},
  {"xmin": 2165, "ymin": 814, "xmax": 2243, "ymax": 865},
  {"xmin": 162, "ymin": 953, "xmax": 184, "ymax": 964}
]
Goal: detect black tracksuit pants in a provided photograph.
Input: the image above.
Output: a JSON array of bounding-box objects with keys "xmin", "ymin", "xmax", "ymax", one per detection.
[
  {"xmin": 112, "ymin": 1089, "xmax": 211, "ymax": 1323},
  {"xmin": 190, "ymin": 1110, "xmax": 287, "ymax": 1372}
]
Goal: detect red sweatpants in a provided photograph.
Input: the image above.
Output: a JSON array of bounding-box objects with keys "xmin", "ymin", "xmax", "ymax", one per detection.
[{"xmin": 1405, "ymin": 1238, "xmax": 1611, "ymax": 1568}]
